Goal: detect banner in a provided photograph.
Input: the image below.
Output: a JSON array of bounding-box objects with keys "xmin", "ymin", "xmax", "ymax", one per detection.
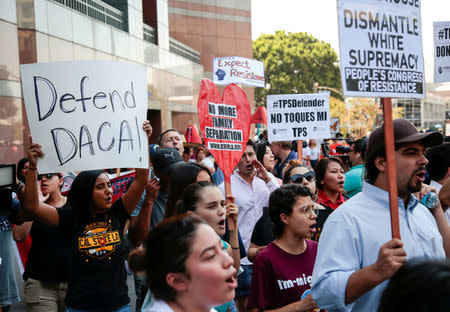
[
  {"xmin": 213, "ymin": 56, "xmax": 265, "ymax": 88},
  {"xmin": 434, "ymin": 21, "xmax": 450, "ymax": 83},
  {"xmin": 20, "ymin": 61, "xmax": 149, "ymax": 173},
  {"xmin": 108, "ymin": 171, "xmax": 136, "ymax": 203},
  {"xmin": 337, "ymin": 0, "xmax": 424, "ymax": 98},
  {"xmin": 267, "ymin": 93, "xmax": 330, "ymax": 141}
]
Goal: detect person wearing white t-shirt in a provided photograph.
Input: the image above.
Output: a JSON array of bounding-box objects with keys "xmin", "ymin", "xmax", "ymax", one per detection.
[{"xmin": 308, "ymin": 139, "xmax": 321, "ymax": 169}]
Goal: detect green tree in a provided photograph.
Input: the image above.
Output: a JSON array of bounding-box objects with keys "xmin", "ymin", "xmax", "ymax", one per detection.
[{"xmin": 253, "ymin": 31, "xmax": 341, "ymax": 106}]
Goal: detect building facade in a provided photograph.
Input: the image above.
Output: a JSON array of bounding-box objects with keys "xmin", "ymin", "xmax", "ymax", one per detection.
[
  {"xmin": 391, "ymin": 84, "xmax": 450, "ymax": 129},
  {"xmin": 0, "ymin": 0, "xmax": 253, "ymax": 164}
]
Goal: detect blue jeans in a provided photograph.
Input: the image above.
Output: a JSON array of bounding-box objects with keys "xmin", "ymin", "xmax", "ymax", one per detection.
[
  {"xmin": 236, "ymin": 264, "xmax": 253, "ymax": 297},
  {"xmin": 66, "ymin": 304, "xmax": 130, "ymax": 312}
]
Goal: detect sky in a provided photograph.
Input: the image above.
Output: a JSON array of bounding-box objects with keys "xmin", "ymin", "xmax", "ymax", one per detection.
[{"xmin": 251, "ymin": 0, "xmax": 450, "ymax": 86}]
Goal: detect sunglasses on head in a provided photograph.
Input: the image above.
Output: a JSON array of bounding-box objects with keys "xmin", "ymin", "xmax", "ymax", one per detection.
[
  {"xmin": 38, "ymin": 173, "xmax": 59, "ymax": 180},
  {"xmin": 290, "ymin": 171, "xmax": 315, "ymax": 183}
]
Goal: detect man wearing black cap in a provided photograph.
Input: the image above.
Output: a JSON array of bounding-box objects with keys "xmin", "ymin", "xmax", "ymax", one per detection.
[
  {"xmin": 312, "ymin": 119, "xmax": 447, "ymax": 312},
  {"xmin": 128, "ymin": 147, "xmax": 184, "ymax": 245}
]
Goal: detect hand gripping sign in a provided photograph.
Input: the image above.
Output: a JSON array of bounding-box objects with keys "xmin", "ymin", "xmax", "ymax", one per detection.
[{"xmin": 197, "ymin": 79, "xmax": 251, "ymax": 229}]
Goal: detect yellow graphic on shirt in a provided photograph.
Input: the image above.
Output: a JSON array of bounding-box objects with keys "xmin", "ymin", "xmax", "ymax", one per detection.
[{"xmin": 78, "ymin": 221, "xmax": 121, "ymax": 259}]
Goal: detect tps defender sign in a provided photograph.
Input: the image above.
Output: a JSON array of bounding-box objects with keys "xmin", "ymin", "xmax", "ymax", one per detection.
[
  {"xmin": 267, "ymin": 93, "xmax": 330, "ymax": 141},
  {"xmin": 337, "ymin": 0, "xmax": 424, "ymax": 98},
  {"xmin": 434, "ymin": 21, "xmax": 450, "ymax": 83}
]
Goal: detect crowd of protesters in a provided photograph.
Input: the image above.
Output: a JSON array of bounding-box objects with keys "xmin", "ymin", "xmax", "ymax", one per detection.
[{"xmin": 1, "ymin": 118, "xmax": 450, "ymax": 312}]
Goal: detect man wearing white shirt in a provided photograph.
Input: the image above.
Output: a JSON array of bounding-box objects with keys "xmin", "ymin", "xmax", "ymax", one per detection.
[
  {"xmin": 219, "ymin": 140, "xmax": 279, "ymax": 312},
  {"xmin": 426, "ymin": 143, "xmax": 450, "ymax": 222}
]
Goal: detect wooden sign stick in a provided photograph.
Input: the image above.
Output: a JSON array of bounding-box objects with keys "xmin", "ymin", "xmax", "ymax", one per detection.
[
  {"xmin": 297, "ymin": 140, "xmax": 304, "ymax": 163},
  {"xmin": 382, "ymin": 98, "xmax": 401, "ymax": 239},
  {"xmin": 224, "ymin": 174, "xmax": 235, "ymax": 230}
]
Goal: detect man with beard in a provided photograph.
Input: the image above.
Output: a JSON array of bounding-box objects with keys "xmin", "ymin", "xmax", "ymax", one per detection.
[{"xmin": 311, "ymin": 119, "xmax": 446, "ymax": 312}]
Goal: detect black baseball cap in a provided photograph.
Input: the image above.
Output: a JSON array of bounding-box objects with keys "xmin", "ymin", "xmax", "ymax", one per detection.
[{"xmin": 151, "ymin": 148, "xmax": 183, "ymax": 175}]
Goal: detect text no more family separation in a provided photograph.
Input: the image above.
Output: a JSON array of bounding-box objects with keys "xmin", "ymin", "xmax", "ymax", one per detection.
[
  {"xmin": 33, "ymin": 75, "xmax": 144, "ymax": 166},
  {"xmin": 205, "ymin": 102, "xmax": 242, "ymax": 151}
]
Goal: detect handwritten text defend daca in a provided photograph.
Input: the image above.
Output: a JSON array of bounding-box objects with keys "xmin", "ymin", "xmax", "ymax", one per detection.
[{"xmin": 33, "ymin": 75, "xmax": 143, "ymax": 165}]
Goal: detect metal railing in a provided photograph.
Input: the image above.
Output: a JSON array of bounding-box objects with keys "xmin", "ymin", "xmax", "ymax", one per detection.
[
  {"xmin": 143, "ymin": 23, "xmax": 155, "ymax": 44},
  {"xmin": 169, "ymin": 37, "xmax": 200, "ymax": 64},
  {"xmin": 50, "ymin": 0, "xmax": 125, "ymax": 31}
]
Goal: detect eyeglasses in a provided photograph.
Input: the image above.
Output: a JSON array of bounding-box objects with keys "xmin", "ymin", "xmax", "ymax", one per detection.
[
  {"xmin": 38, "ymin": 173, "xmax": 59, "ymax": 180},
  {"xmin": 290, "ymin": 172, "xmax": 315, "ymax": 183},
  {"xmin": 302, "ymin": 206, "xmax": 319, "ymax": 218}
]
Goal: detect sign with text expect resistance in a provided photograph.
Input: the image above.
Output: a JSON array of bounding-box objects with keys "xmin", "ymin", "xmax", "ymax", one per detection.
[
  {"xmin": 20, "ymin": 61, "xmax": 149, "ymax": 173},
  {"xmin": 213, "ymin": 56, "xmax": 265, "ymax": 88},
  {"xmin": 267, "ymin": 93, "xmax": 330, "ymax": 142},
  {"xmin": 337, "ymin": 0, "xmax": 424, "ymax": 98}
]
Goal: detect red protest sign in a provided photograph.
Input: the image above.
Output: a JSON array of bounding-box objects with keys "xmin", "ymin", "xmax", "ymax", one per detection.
[
  {"xmin": 197, "ymin": 79, "xmax": 251, "ymax": 178},
  {"xmin": 110, "ymin": 171, "xmax": 136, "ymax": 203},
  {"xmin": 251, "ymin": 106, "xmax": 268, "ymax": 125}
]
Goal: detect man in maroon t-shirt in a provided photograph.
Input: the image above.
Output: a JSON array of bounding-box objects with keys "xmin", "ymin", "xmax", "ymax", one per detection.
[{"xmin": 248, "ymin": 184, "xmax": 320, "ymax": 311}]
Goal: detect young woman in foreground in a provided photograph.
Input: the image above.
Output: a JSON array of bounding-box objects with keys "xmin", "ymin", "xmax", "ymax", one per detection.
[
  {"xmin": 143, "ymin": 214, "xmax": 237, "ymax": 312},
  {"xmin": 174, "ymin": 181, "xmax": 241, "ymax": 312}
]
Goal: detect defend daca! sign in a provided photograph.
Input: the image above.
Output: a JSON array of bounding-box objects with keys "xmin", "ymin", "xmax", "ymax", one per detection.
[{"xmin": 20, "ymin": 61, "xmax": 149, "ymax": 173}]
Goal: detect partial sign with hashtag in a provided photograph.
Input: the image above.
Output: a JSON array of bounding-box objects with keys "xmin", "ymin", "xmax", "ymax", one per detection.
[
  {"xmin": 434, "ymin": 21, "xmax": 450, "ymax": 83},
  {"xmin": 267, "ymin": 93, "xmax": 330, "ymax": 142}
]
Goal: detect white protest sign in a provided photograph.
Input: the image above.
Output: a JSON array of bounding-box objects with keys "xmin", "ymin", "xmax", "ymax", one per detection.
[
  {"xmin": 20, "ymin": 61, "xmax": 149, "ymax": 173},
  {"xmin": 267, "ymin": 93, "xmax": 330, "ymax": 141},
  {"xmin": 213, "ymin": 56, "xmax": 265, "ymax": 87},
  {"xmin": 434, "ymin": 21, "xmax": 450, "ymax": 83},
  {"xmin": 337, "ymin": 0, "xmax": 424, "ymax": 98}
]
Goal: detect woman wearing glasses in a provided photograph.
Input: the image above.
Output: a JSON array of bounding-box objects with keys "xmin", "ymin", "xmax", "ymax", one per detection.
[
  {"xmin": 247, "ymin": 184, "xmax": 319, "ymax": 312},
  {"xmin": 247, "ymin": 159, "xmax": 329, "ymax": 262},
  {"xmin": 282, "ymin": 160, "xmax": 334, "ymax": 242},
  {"xmin": 13, "ymin": 172, "xmax": 71, "ymax": 312}
]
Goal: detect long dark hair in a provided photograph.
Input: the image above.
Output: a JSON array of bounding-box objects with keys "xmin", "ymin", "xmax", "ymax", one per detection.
[
  {"xmin": 67, "ymin": 170, "xmax": 105, "ymax": 223},
  {"xmin": 378, "ymin": 260, "xmax": 450, "ymax": 312},
  {"xmin": 164, "ymin": 163, "xmax": 212, "ymax": 218},
  {"xmin": 146, "ymin": 213, "xmax": 205, "ymax": 301},
  {"xmin": 315, "ymin": 157, "xmax": 344, "ymax": 190},
  {"xmin": 17, "ymin": 157, "xmax": 29, "ymax": 183},
  {"xmin": 256, "ymin": 141, "xmax": 270, "ymax": 164},
  {"xmin": 174, "ymin": 181, "xmax": 218, "ymax": 216}
]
